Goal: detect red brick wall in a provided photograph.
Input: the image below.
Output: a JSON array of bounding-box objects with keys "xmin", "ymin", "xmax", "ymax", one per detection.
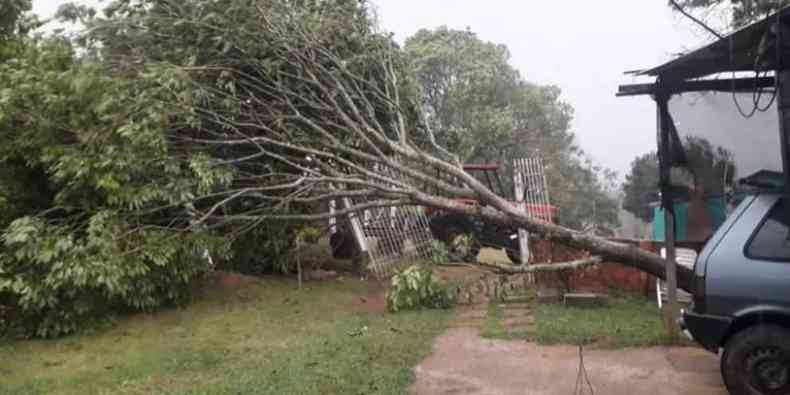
[{"xmin": 531, "ymin": 238, "xmax": 658, "ymax": 296}]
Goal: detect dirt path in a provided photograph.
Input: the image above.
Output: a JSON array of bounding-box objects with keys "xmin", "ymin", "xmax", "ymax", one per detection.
[{"xmin": 414, "ymin": 326, "xmax": 727, "ymax": 395}]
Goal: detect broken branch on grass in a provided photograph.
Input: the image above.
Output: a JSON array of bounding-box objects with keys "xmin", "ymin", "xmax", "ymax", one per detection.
[{"xmin": 477, "ymin": 256, "xmax": 603, "ymax": 274}]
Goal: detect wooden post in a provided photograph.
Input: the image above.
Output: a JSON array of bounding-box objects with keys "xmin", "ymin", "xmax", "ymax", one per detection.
[
  {"xmin": 513, "ymin": 160, "xmax": 530, "ymax": 265},
  {"xmin": 657, "ymin": 93, "xmax": 680, "ymax": 340},
  {"xmin": 777, "ymin": 70, "xmax": 790, "ymax": 218},
  {"xmin": 328, "ymin": 199, "xmax": 337, "ymax": 235},
  {"xmin": 296, "ymin": 238, "xmax": 303, "ymax": 289},
  {"xmin": 342, "ymin": 197, "xmax": 368, "ymax": 274},
  {"xmin": 663, "ymin": 209, "xmax": 680, "ymax": 339}
]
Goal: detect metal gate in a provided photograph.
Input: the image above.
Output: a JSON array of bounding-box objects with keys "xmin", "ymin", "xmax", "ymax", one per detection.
[
  {"xmin": 513, "ymin": 157, "xmax": 553, "ymax": 264},
  {"xmin": 329, "ymin": 163, "xmax": 437, "ymax": 277}
]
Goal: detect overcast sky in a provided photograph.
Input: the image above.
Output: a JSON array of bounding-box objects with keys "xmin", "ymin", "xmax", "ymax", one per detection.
[{"xmin": 33, "ymin": 0, "xmax": 717, "ymax": 179}]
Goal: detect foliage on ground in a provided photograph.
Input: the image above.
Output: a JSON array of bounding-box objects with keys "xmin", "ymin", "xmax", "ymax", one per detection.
[
  {"xmin": 0, "ymin": 276, "xmax": 450, "ymax": 395},
  {"xmin": 0, "ymin": 0, "xmax": 379, "ymax": 338},
  {"xmin": 387, "ymin": 265, "xmax": 457, "ymax": 312},
  {"xmin": 428, "ymin": 240, "xmax": 450, "ymax": 265},
  {"xmin": 219, "ymin": 223, "xmax": 302, "ymax": 276},
  {"xmin": 0, "ymin": 38, "xmax": 230, "ymax": 337}
]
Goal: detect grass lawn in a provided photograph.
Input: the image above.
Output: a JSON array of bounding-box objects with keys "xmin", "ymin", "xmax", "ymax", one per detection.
[
  {"xmin": 479, "ymin": 303, "xmax": 507, "ymax": 339},
  {"xmin": 533, "ymin": 294, "xmax": 668, "ymax": 348},
  {"xmin": 0, "ymin": 275, "xmax": 450, "ymax": 395},
  {"xmin": 481, "ymin": 293, "xmax": 670, "ymax": 348}
]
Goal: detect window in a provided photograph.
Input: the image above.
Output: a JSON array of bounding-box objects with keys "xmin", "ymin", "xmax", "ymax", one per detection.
[{"xmin": 747, "ymin": 199, "xmax": 790, "ymax": 261}]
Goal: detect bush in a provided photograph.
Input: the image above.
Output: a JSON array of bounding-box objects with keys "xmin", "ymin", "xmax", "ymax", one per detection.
[
  {"xmin": 220, "ymin": 223, "xmax": 300, "ymax": 276},
  {"xmin": 0, "ymin": 40, "xmax": 233, "ymax": 338},
  {"xmin": 386, "ymin": 265, "xmax": 456, "ymax": 312},
  {"xmin": 427, "ymin": 240, "xmax": 450, "ymax": 265},
  {"xmin": 0, "ymin": 215, "xmax": 225, "ymax": 338}
]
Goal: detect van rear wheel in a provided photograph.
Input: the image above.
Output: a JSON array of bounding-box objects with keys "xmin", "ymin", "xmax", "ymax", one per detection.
[{"xmin": 721, "ymin": 324, "xmax": 790, "ymax": 395}]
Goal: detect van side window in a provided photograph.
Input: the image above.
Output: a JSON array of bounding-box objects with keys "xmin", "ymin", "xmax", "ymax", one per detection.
[{"xmin": 747, "ymin": 199, "xmax": 790, "ymax": 261}]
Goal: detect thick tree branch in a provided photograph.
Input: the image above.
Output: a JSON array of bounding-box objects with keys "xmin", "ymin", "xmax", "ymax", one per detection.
[{"xmin": 477, "ymin": 256, "xmax": 603, "ymax": 274}]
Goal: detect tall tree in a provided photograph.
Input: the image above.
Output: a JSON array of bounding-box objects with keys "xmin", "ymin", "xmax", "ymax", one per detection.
[
  {"xmin": 404, "ymin": 27, "xmax": 619, "ymax": 232},
  {"xmin": 621, "ymin": 137, "xmax": 736, "ymax": 223},
  {"xmin": 404, "ymin": 27, "xmax": 522, "ymax": 161},
  {"xmin": 682, "ymin": 136, "xmax": 737, "ymax": 195},
  {"xmin": 0, "ymin": 0, "xmax": 30, "ymax": 39},
  {"xmin": 91, "ymin": 3, "xmax": 688, "ymax": 292},
  {"xmin": 1, "ymin": 0, "xmax": 696, "ymax": 338},
  {"xmin": 622, "ymin": 152, "xmax": 660, "ymax": 222}
]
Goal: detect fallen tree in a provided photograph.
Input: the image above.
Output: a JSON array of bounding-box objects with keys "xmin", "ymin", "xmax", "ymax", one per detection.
[
  {"xmin": 130, "ymin": 3, "xmax": 695, "ymax": 293},
  {"xmin": 477, "ymin": 256, "xmax": 603, "ymax": 274}
]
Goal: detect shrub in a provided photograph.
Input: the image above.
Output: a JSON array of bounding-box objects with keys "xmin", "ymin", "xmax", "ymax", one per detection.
[
  {"xmin": 220, "ymin": 222, "xmax": 300, "ymax": 276},
  {"xmin": 427, "ymin": 240, "xmax": 450, "ymax": 265},
  {"xmin": 0, "ymin": 215, "xmax": 226, "ymax": 338},
  {"xmin": 386, "ymin": 265, "xmax": 456, "ymax": 312},
  {"xmin": 0, "ymin": 40, "xmax": 232, "ymax": 338}
]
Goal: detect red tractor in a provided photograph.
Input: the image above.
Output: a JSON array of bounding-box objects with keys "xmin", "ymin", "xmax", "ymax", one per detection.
[{"xmin": 426, "ymin": 164, "xmax": 558, "ymax": 264}]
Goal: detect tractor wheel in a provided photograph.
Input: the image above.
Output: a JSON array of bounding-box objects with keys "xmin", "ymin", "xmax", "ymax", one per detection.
[
  {"xmin": 505, "ymin": 234, "xmax": 526, "ymax": 265},
  {"xmin": 506, "ymin": 246, "xmax": 522, "ymax": 265},
  {"xmin": 430, "ymin": 214, "xmax": 480, "ymax": 262},
  {"xmin": 330, "ymin": 229, "xmax": 356, "ymax": 259}
]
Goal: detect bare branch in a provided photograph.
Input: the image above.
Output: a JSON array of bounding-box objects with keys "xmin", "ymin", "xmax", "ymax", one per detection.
[
  {"xmin": 218, "ymin": 199, "xmax": 411, "ymax": 223},
  {"xmin": 477, "ymin": 256, "xmax": 603, "ymax": 274}
]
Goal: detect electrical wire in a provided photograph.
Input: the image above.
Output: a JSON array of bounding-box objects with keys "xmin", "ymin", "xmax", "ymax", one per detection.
[
  {"xmin": 731, "ymin": 70, "xmax": 776, "ymax": 118},
  {"xmin": 665, "ymin": 0, "xmax": 779, "ymax": 118},
  {"xmin": 754, "ymin": 71, "xmax": 778, "ymax": 112}
]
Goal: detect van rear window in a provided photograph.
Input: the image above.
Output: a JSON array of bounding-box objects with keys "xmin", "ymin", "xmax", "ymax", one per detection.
[{"xmin": 746, "ymin": 199, "xmax": 790, "ymax": 261}]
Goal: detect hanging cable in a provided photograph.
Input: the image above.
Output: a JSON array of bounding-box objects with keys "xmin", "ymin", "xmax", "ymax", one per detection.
[
  {"xmin": 754, "ymin": 70, "xmax": 778, "ymax": 112},
  {"xmin": 731, "ymin": 11, "xmax": 782, "ymax": 118},
  {"xmin": 669, "ymin": 0, "xmax": 780, "ymax": 117},
  {"xmin": 732, "ymin": 74, "xmax": 760, "ymax": 118},
  {"xmin": 573, "ymin": 343, "xmax": 595, "ymax": 395}
]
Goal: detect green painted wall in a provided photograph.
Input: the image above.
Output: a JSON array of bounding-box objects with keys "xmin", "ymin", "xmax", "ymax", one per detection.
[{"xmin": 653, "ymin": 197, "xmax": 726, "ymax": 241}]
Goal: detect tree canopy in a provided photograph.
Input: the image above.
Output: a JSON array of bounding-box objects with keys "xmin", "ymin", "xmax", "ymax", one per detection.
[
  {"xmin": 622, "ymin": 152, "xmax": 660, "ymax": 222},
  {"xmin": 405, "ymin": 27, "xmax": 620, "ymax": 233},
  {"xmin": 621, "ymin": 137, "xmax": 736, "ymax": 223},
  {"xmin": 678, "ymin": 0, "xmax": 782, "ymax": 27},
  {"xmin": 0, "ymin": 0, "xmax": 31, "ymax": 39},
  {"xmin": 0, "ymin": 0, "xmax": 382, "ymax": 337},
  {"xmin": 0, "ymin": 0, "xmax": 684, "ymax": 338}
]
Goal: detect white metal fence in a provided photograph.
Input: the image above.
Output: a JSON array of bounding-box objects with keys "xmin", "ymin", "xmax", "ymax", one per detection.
[{"xmin": 513, "ymin": 157, "xmax": 552, "ymax": 264}]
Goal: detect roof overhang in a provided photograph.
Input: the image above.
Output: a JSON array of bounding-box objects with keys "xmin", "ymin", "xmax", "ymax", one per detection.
[{"xmin": 618, "ymin": 5, "xmax": 790, "ymax": 96}]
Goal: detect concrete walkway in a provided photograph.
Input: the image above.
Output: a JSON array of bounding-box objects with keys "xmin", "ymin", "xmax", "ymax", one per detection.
[{"xmin": 413, "ymin": 327, "xmax": 728, "ymax": 395}]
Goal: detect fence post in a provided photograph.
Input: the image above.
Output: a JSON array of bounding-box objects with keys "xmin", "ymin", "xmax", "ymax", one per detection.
[{"xmin": 513, "ymin": 160, "xmax": 530, "ymax": 265}]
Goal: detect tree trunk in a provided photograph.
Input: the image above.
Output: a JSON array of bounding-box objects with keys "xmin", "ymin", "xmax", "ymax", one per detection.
[
  {"xmin": 413, "ymin": 191, "xmax": 696, "ymax": 294},
  {"xmin": 478, "ymin": 256, "xmax": 602, "ymax": 273}
]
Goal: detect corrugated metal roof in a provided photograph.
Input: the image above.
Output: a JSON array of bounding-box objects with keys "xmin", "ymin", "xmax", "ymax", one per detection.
[{"xmin": 634, "ymin": 6, "xmax": 790, "ymax": 81}]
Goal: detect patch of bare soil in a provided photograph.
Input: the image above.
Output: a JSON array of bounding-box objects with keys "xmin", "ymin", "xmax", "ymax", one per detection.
[
  {"xmin": 210, "ymin": 271, "xmax": 257, "ymax": 290},
  {"xmin": 413, "ymin": 327, "xmax": 728, "ymax": 395},
  {"xmin": 350, "ymin": 278, "xmax": 389, "ymax": 314}
]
